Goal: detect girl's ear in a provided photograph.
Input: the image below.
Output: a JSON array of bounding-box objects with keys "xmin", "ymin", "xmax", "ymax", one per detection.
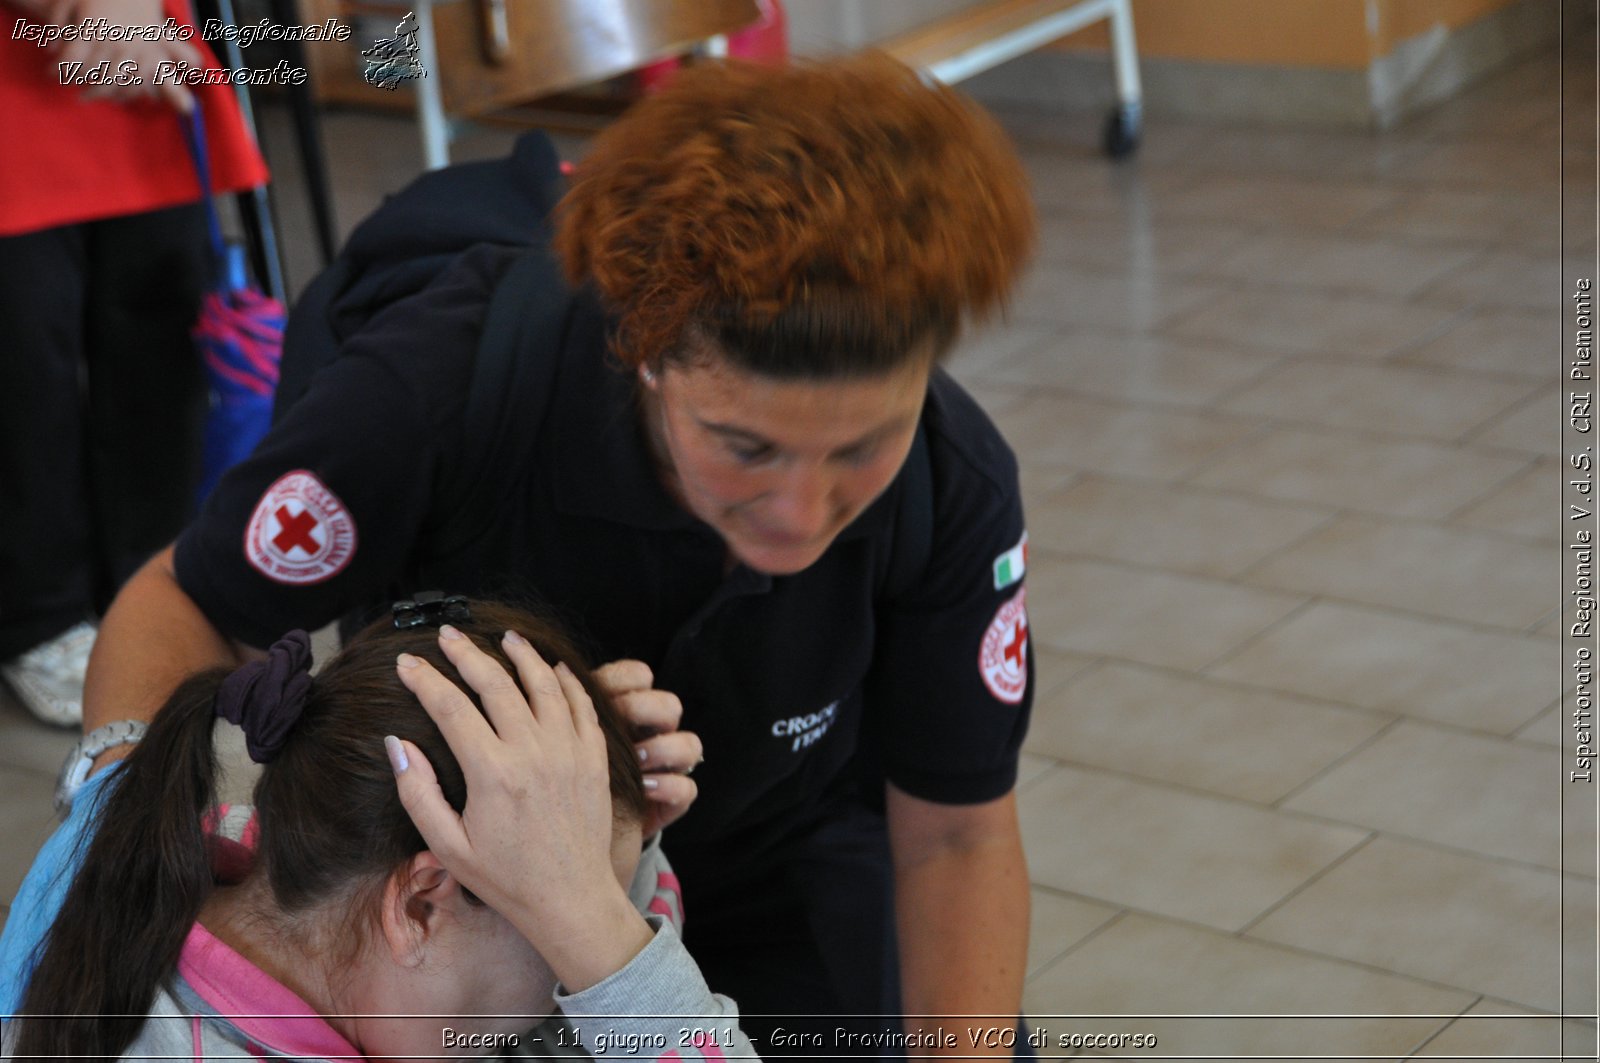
[{"xmin": 380, "ymin": 851, "xmax": 469, "ymax": 966}]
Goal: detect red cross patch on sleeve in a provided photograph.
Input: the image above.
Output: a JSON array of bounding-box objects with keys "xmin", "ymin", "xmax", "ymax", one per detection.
[
  {"xmin": 978, "ymin": 587, "xmax": 1029, "ymax": 705},
  {"xmin": 243, "ymin": 470, "xmax": 358, "ymax": 585}
]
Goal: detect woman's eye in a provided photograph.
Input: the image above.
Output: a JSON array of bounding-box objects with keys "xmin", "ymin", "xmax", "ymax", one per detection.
[
  {"xmin": 729, "ymin": 442, "xmax": 774, "ymax": 465},
  {"xmin": 839, "ymin": 446, "xmax": 879, "ymax": 467}
]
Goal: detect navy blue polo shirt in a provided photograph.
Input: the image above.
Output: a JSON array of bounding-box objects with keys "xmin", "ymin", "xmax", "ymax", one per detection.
[{"xmin": 177, "ymin": 245, "xmax": 1033, "ymax": 884}]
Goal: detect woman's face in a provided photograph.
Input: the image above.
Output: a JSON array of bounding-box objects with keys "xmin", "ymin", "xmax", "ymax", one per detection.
[{"xmin": 645, "ymin": 348, "xmax": 932, "ymax": 575}]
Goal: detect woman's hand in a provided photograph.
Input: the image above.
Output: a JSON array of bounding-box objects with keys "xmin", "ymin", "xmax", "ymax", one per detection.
[
  {"xmin": 389, "ymin": 626, "xmax": 652, "ymax": 991},
  {"xmin": 5, "ymin": 0, "xmax": 72, "ymax": 20},
  {"xmin": 594, "ymin": 659, "xmax": 701, "ymax": 835},
  {"xmin": 52, "ymin": 0, "xmax": 204, "ymax": 112}
]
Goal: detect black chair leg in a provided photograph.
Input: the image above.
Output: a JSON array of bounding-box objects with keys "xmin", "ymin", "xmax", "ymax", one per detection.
[
  {"xmin": 233, "ymin": 185, "xmax": 288, "ymax": 304},
  {"xmin": 270, "ymin": 0, "xmax": 338, "ymax": 264}
]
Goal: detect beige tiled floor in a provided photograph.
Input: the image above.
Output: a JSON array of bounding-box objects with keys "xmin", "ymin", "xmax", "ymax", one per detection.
[
  {"xmin": 1208, "ymin": 600, "xmax": 1558, "ymax": 732},
  {"xmin": 1242, "ymin": 513, "xmax": 1555, "ymax": 629},
  {"xmin": 1249, "ymin": 838, "xmax": 1579, "ymax": 1013},
  {"xmin": 1026, "ymin": 663, "xmax": 1390, "ymax": 804},
  {"xmin": 994, "ymin": 32, "xmax": 1595, "ymax": 1061},
  {"xmin": 1190, "ymin": 426, "xmax": 1533, "ymax": 519},
  {"xmin": 1, "ymin": 26, "xmax": 1596, "ymax": 1063}
]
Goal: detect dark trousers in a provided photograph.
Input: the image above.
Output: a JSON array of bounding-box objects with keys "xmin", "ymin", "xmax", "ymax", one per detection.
[
  {"xmin": 0, "ymin": 204, "xmax": 209, "ymax": 659},
  {"xmin": 681, "ymin": 807, "xmax": 905, "ymax": 1061},
  {"xmin": 679, "ymin": 805, "xmax": 1035, "ymax": 1062}
]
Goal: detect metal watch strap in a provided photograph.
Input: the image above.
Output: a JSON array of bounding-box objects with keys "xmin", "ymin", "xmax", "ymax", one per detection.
[{"xmin": 54, "ymin": 719, "xmax": 146, "ymax": 817}]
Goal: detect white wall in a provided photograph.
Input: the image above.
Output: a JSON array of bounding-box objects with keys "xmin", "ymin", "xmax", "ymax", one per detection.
[{"xmin": 783, "ymin": 0, "xmax": 983, "ymax": 55}]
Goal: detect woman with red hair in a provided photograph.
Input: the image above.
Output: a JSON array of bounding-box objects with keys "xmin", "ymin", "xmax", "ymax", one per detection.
[{"xmin": 72, "ymin": 53, "xmax": 1038, "ymax": 1057}]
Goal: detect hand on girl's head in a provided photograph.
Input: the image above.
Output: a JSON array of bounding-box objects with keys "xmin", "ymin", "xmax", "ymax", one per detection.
[{"xmin": 388, "ymin": 626, "xmax": 647, "ymax": 974}]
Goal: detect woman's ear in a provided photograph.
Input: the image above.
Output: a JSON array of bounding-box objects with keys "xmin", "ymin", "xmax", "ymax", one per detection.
[{"xmin": 380, "ymin": 852, "xmax": 469, "ymax": 967}]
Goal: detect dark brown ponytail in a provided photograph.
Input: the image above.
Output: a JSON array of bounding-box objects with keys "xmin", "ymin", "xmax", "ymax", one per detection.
[{"xmin": 12, "ymin": 667, "xmax": 231, "ymax": 1062}]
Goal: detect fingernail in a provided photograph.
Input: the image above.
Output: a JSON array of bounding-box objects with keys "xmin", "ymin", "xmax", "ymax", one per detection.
[
  {"xmin": 396, "ymin": 652, "xmax": 421, "ymax": 669},
  {"xmin": 643, "ymin": 777, "xmax": 660, "ymax": 790},
  {"xmin": 555, "ymin": 661, "xmax": 573, "ymax": 677},
  {"xmin": 384, "ymin": 735, "xmax": 409, "ymax": 773},
  {"xmin": 637, "ymin": 746, "xmax": 649, "ymax": 763},
  {"xmin": 503, "ymin": 629, "xmax": 528, "ymax": 647},
  {"xmin": 438, "ymin": 624, "xmax": 465, "ymax": 640}
]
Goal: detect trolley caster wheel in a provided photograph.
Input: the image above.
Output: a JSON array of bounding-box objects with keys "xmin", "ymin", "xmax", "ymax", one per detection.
[{"xmin": 1102, "ymin": 104, "xmax": 1142, "ymax": 159}]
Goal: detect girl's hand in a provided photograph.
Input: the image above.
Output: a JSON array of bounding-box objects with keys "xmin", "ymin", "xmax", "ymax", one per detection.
[{"xmin": 389, "ymin": 626, "xmax": 651, "ymax": 991}]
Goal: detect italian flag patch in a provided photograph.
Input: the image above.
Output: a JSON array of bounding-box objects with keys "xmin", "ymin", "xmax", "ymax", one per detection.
[{"xmin": 992, "ymin": 532, "xmax": 1028, "ymax": 590}]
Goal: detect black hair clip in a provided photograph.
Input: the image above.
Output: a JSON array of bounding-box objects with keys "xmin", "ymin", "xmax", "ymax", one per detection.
[{"xmin": 392, "ymin": 591, "xmax": 473, "ymax": 630}]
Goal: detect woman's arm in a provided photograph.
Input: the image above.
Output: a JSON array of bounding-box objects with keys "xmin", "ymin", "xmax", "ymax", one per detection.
[
  {"xmin": 888, "ymin": 784, "xmax": 1030, "ymax": 1058},
  {"xmin": 83, "ymin": 546, "xmax": 250, "ymax": 738}
]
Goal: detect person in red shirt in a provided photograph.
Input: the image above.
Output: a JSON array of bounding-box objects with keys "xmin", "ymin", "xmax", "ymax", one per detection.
[{"xmin": 0, "ymin": 0, "xmax": 267, "ymax": 725}]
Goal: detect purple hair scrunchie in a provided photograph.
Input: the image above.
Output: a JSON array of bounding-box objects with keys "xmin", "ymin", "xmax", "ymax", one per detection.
[{"xmin": 214, "ymin": 630, "xmax": 314, "ymax": 763}]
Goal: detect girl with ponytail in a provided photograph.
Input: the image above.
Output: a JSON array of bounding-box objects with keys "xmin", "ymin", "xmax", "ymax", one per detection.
[{"xmin": 5, "ymin": 600, "xmax": 751, "ymax": 1062}]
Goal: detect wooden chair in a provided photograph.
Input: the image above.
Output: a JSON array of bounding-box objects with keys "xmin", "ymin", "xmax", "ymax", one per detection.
[{"xmin": 310, "ymin": 0, "xmax": 762, "ymax": 168}]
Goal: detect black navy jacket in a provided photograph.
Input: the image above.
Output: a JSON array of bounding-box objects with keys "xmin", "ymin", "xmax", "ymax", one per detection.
[{"xmin": 179, "ymin": 242, "xmax": 1033, "ymax": 898}]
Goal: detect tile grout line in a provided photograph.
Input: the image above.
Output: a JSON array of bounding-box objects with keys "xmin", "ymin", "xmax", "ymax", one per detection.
[
  {"xmin": 1456, "ymin": 382, "xmax": 1564, "ymax": 450},
  {"xmin": 1039, "ymin": 437, "xmax": 1556, "ymax": 518},
  {"xmin": 987, "ymin": 365, "xmax": 1559, "ymax": 458},
  {"xmin": 1027, "ymin": 565, "xmax": 1559, "ymax": 661},
  {"xmin": 1023, "ymin": 909, "xmax": 1131, "ymax": 986},
  {"xmin": 1032, "ymin": 616, "xmax": 1560, "ymax": 729},
  {"xmin": 1224, "ymin": 572, "xmax": 1563, "ymax": 641},
  {"xmin": 1165, "ymin": 420, "xmax": 1279, "ymax": 484},
  {"xmin": 1266, "ymin": 816, "xmax": 1593, "ymax": 884},
  {"xmin": 1233, "ymin": 832, "xmax": 1381, "ymax": 940},
  {"xmin": 1397, "ymin": 995, "xmax": 1485, "ymax": 1059},
  {"xmin": 1510, "ymin": 695, "xmax": 1568, "ymax": 746},
  {"xmin": 1240, "ymin": 924, "xmax": 1569, "ymax": 1022},
  {"xmin": 1036, "ymin": 653, "xmax": 1396, "ymax": 721},
  {"xmin": 1039, "ymin": 648, "xmax": 1568, "ymax": 765},
  {"xmin": 1194, "ymin": 600, "xmax": 1325, "ymax": 681},
  {"xmin": 1028, "ymin": 887, "xmax": 1513, "ymax": 1016},
  {"xmin": 1198, "ymin": 351, "xmax": 1301, "ymax": 413},
  {"xmin": 1267, "ymin": 717, "xmax": 1408, "ymax": 811},
  {"xmin": 1028, "ymin": 753, "xmax": 1591, "ymax": 883},
  {"xmin": 1015, "ymin": 463, "xmax": 1566, "ymax": 551},
  {"xmin": 1228, "ymin": 511, "xmax": 1350, "ymax": 585}
]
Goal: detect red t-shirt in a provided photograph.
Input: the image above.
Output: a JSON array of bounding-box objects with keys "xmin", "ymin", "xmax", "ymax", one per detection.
[{"xmin": 0, "ymin": 0, "xmax": 270, "ymax": 236}]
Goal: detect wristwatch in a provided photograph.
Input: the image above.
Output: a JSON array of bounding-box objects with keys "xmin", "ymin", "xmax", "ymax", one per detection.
[{"xmin": 54, "ymin": 719, "xmax": 146, "ymax": 817}]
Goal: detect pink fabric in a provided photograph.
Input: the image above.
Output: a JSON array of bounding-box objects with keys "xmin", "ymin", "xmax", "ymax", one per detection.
[
  {"xmin": 176, "ymin": 924, "xmax": 359, "ymax": 1060},
  {"xmin": 635, "ymin": 0, "xmax": 787, "ymax": 93},
  {"xmin": 687, "ymin": 1032, "xmax": 727, "ymax": 1060},
  {"xmin": 237, "ymin": 811, "xmax": 260, "ymax": 852},
  {"xmin": 201, "ymin": 804, "xmax": 260, "ymax": 884},
  {"xmin": 656, "ymin": 870, "xmax": 683, "ymax": 919}
]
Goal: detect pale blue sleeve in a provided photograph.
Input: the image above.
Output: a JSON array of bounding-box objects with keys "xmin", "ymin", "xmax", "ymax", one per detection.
[{"xmin": 0, "ymin": 762, "xmax": 122, "ymax": 1016}]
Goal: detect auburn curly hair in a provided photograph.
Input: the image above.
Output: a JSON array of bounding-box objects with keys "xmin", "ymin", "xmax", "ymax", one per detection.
[{"xmin": 554, "ymin": 53, "xmax": 1035, "ymax": 378}]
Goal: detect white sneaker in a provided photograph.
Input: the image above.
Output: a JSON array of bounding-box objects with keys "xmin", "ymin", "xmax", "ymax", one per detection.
[{"xmin": 1, "ymin": 621, "xmax": 96, "ymax": 728}]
